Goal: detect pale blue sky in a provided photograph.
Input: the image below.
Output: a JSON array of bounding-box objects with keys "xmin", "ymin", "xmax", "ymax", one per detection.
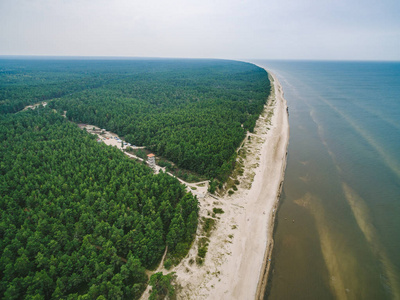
[{"xmin": 0, "ymin": 0, "xmax": 399, "ymax": 60}]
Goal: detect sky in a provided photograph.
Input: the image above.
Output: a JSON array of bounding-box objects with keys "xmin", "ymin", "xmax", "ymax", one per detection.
[{"xmin": 0, "ymin": 0, "xmax": 399, "ymax": 61}]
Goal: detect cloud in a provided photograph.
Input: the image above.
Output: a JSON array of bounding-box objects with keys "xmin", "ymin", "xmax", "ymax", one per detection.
[{"xmin": 0, "ymin": 0, "xmax": 399, "ymax": 60}]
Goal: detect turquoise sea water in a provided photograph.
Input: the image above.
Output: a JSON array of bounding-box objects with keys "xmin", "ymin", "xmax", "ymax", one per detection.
[{"xmin": 253, "ymin": 60, "xmax": 400, "ymax": 300}]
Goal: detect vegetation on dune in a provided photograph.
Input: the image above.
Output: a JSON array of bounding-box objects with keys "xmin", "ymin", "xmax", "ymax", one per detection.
[{"xmin": 0, "ymin": 109, "xmax": 198, "ymax": 299}]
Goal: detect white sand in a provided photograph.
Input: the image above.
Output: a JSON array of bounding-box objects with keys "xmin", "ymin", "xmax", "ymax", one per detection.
[
  {"xmin": 22, "ymin": 101, "xmax": 48, "ymax": 111},
  {"xmin": 147, "ymin": 71, "xmax": 290, "ymax": 299}
]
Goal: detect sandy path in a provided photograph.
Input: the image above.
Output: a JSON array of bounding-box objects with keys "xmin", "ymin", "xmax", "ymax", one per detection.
[
  {"xmin": 80, "ymin": 125, "xmax": 210, "ymax": 198},
  {"xmin": 147, "ymin": 70, "xmax": 290, "ymax": 300}
]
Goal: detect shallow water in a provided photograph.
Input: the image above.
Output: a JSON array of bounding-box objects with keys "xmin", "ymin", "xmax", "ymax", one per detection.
[{"xmin": 253, "ymin": 60, "xmax": 400, "ymax": 300}]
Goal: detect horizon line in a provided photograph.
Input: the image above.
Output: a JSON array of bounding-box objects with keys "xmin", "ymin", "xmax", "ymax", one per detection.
[{"xmin": 0, "ymin": 54, "xmax": 399, "ymax": 63}]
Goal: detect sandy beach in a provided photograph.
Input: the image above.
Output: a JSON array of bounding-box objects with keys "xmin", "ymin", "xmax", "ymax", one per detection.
[{"xmin": 160, "ymin": 70, "xmax": 290, "ymax": 299}]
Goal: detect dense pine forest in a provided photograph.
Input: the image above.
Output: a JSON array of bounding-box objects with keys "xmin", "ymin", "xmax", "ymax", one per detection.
[
  {"xmin": 0, "ymin": 58, "xmax": 270, "ymax": 299},
  {"xmin": 0, "ymin": 58, "xmax": 271, "ymax": 180},
  {"xmin": 0, "ymin": 109, "xmax": 198, "ymax": 298}
]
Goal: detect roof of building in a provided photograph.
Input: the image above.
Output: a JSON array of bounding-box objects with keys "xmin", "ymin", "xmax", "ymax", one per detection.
[{"xmin": 147, "ymin": 153, "xmax": 155, "ymax": 158}]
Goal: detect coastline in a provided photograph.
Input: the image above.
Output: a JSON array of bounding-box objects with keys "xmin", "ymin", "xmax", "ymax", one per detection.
[
  {"xmin": 254, "ymin": 71, "xmax": 289, "ymax": 299},
  {"xmin": 167, "ymin": 69, "xmax": 289, "ymax": 299}
]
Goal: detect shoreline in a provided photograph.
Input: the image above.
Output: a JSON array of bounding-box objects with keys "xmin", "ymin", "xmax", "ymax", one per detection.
[
  {"xmin": 168, "ymin": 69, "xmax": 289, "ymax": 299},
  {"xmin": 254, "ymin": 71, "xmax": 289, "ymax": 299},
  {"xmin": 248, "ymin": 70, "xmax": 290, "ymax": 300}
]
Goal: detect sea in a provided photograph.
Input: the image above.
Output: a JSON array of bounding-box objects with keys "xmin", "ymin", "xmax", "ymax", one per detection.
[{"xmin": 252, "ymin": 60, "xmax": 400, "ymax": 300}]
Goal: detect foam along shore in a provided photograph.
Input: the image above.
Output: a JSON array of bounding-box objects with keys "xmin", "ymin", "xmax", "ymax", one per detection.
[{"xmin": 164, "ymin": 70, "xmax": 290, "ymax": 299}]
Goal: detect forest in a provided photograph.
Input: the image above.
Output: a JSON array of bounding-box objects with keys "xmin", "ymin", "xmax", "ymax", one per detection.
[
  {"xmin": 0, "ymin": 109, "xmax": 198, "ymax": 299},
  {"xmin": 1, "ymin": 58, "xmax": 271, "ymax": 180},
  {"xmin": 0, "ymin": 58, "xmax": 270, "ymax": 299}
]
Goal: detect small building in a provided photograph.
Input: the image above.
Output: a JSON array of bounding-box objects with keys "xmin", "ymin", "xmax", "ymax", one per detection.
[{"xmin": 147, "ymin": 153, "xmax": 156, "ymax": 168}]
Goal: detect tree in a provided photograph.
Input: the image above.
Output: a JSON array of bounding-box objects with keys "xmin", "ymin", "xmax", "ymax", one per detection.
[{"xmin": 149, "ymin": 272, "xmax": 176, "ymax": 300}]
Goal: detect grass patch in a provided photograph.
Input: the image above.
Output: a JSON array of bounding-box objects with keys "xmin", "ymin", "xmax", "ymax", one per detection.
[
  {"xmin": 212, "ymin": 208, "xmax": 224, "ymax": 214},
  {"xmin": 238, "ymin": 148, "xmax": 247, "ymax": 159},
  {"xmin": 197, "ymin": 244, "xmax": 208, "ymax": 258},
  {"xmin": 197, "ymin": 237, "xmax": 210, "ymax": 261},
  {"xmin": 196, "ymin": 217, "xmax": 216, "ymax": 265},
  {"xmin": 202, "ymin": 217, "xmax": 215, "ymax": 236}
]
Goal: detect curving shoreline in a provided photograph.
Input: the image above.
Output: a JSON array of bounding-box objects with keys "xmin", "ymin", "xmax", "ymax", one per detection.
[
  {"xmin": 168, "ymin": 68, "xmax": 290, "ymax": 300},
  {"xmin": 254, "ymin": 70, "xmax": 290, "ymax": 299}
]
